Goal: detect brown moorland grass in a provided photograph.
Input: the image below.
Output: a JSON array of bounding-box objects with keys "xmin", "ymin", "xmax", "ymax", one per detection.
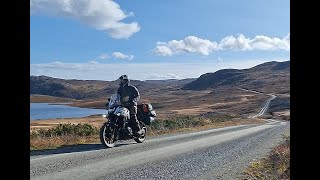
[
  {"xmin": 30, "ymin": 94, "xmax": 79, "ymax": 103},
  {"xmin": 30, "ymin": 87, "xmax": 285, "ymax": 151},
  {"xmin": 30, "ymin": 117, "xmax": 106, "ymax": 132},
  {"xmin": 30, "ymin": 135, "xmax": 99, "ymax": 150},
  {"xmin": 242, "ymin": 135, "xmax": 290, "ymax": 180},
  {"xmin": 53, "ymin": 88, "xmax": 277, "ymax": 119}
]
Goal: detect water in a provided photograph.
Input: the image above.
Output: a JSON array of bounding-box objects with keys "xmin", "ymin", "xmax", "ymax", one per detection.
[{"xmin": 30, "ymin": 103, "xmax": 107, "ymax": 120}]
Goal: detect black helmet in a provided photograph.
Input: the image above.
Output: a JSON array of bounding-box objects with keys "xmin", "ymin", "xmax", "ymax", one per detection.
[
  {"xmin": 119, "ymin": 74, "xmax": 129, "ymax": 86},
  {"xmin": 119, "ymin": 74, "xmax": 129, "ymax": 80}
]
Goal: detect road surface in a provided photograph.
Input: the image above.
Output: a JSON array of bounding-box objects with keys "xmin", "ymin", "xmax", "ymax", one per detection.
[{"xmin": 239, "ymin": 87, "xmax": 277, "ymax": 118}]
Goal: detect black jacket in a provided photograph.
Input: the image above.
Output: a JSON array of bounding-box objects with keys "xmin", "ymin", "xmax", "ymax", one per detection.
[{"xmin": 117, "ymin": 84, "xmax": 140, "ymax": 106}]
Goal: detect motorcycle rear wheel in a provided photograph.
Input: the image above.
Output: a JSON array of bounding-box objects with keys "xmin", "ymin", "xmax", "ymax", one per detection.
[{"xmin": 134, "ymin": 122, "xmax": 147, "ymax": 143}]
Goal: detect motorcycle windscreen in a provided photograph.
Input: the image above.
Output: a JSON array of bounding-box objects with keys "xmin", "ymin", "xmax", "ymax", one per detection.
[{"xmin": 109, "ymin": 94, "xmax": 121, "ymax": 108}]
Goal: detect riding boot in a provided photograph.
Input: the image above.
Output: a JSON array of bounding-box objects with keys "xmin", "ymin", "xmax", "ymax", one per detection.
[
  {"xmin": 132, "ymin": 118, "xmax": 143, "ymax": 136},
  {"xmin": 128, "ymin": 105, "xmax": 143, "ymax": 136}
]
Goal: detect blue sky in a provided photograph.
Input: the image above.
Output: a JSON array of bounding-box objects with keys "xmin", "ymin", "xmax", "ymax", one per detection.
[{"xmin": 30, "ymin": 0, "xmax": 290, "ymax": 80}]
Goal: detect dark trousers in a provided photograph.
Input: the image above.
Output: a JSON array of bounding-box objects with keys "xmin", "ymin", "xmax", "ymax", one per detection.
[{"xmin": 126, "ymin": 105, "xmax": 140, "ymax": 131}]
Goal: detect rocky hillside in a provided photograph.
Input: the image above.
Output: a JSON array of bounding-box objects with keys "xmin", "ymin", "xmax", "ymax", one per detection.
[{"xmin": 183, "ymin": 61, "xmax": 290, "ymax": 94}]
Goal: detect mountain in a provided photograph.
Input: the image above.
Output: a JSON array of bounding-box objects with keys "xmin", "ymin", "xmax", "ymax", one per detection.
[
  {"xmin": 30, "ymin": 76, "xmax": 192, "ymax": 100},
  {"xmin": 182, "ymin": 61, "xmax": 290, "ymax": 94},
  {"xmin": 30, "ymin": 76, "xmax": 114, "ymax": 99},
  {"xmin": 30, "ymin": 61, "xmax": 290, "ymax": 100}
]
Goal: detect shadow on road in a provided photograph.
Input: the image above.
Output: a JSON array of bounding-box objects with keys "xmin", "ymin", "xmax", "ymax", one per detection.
[{"xmin": 30, "ymin": 142, "xmax": 134, "ymax": 156}]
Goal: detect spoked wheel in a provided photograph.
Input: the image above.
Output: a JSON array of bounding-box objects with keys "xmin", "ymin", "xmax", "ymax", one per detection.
[
  {"xmin": 134, "ymin": 122, "xmax": 147, "ymax": 143},
  {"xmin": 100, "ymin": 124, "xmax": 117, "ymax": 148}
]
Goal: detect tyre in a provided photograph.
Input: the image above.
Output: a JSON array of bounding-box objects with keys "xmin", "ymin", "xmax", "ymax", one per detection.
[
  {"xmin": 100, "ymin": 124, "xmax": 117, "ymax": 148},
  {"xmin": 134, "ymin": 122, "xmax": 147, "ymax": 143}
]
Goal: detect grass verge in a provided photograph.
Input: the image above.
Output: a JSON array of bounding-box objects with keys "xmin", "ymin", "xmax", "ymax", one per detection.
[
  {"xmin": 242, "ymin": 135, "xmax": 290, "ymax": 180},
  {"xmin": 30, "ymin": 116, "xmax": 264, "ymax": 151}
]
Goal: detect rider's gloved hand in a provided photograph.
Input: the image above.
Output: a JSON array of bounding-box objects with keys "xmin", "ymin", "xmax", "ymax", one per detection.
[{"xmin": 125, "ymin": 100, "xmax": 135, "ymax": 107}]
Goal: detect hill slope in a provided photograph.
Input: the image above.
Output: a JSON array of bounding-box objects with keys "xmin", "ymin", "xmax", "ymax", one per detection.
[
  {"xmin": 30, "ymin": 61, "xmax": 289, "ymax": 100},
  {"xmin": 30, "ymin": 76, "xmax": 193, "ymax": 100},
  {"xmin": 182, "ymin": 61, "xmax": 289, "ymax": 94}
]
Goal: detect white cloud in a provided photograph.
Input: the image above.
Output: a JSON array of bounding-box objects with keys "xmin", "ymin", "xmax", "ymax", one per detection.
[
  {"xmin": 88, "ymin": 60, "xmax": 99, "ymax": 64},
  {"xmin": 152, "ymin": 36, "xmax": 219, "ymax": 56},
  {"xmin": 34, "ymin": 61, "xmax": 84, "ymax": 70},
  {"xmin": 30, "ymin": 59, "xmax": 284, "ymax": 80},
  {"xmin": 219, "ymin": 34, "xmax": 290, "ymax": 51},
  {"xmin": 219, "ymin": 34, "xmax": 251, "ymax": 50},
  {"xmin": 152, "ymin": 46, "xmax": 173, "ymax": 56},
  {"xmin": 284, "ymin": 33, "xmax": 290, "ymax": 43},
  {"xmin": 249, "ymin": 34, "xmax": 290, "ymax": 51},
  {"xmin": 112, "ymin": 52, "xmax": 134, "ymax": 60},
  {"xmin": 152, "ymin": 34, "xmax": 290, "ymax": 56},
  {"xmin": 52, "ymin": 61, "xmax": 63, "ymax": 65},
  {"xmin": 30, "ymin": 0, "xmax": 140, "ymax": 39},
  {"xmin": 147, "ymin": 73, "xmax": 180, "ymax": 79},
  {"xmin": 98, "ymin": 53, "xmax": 109, "ymax": 60}
]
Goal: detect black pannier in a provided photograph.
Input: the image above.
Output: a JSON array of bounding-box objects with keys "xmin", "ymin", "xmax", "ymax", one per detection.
[{"xmin": 137, "ymin": 103, "xmax": 156, "ymax": 125}]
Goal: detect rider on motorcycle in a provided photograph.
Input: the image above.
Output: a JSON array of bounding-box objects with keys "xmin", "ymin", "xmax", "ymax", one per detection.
[{"xmin": 117, "ymin": 75, "xmax": 143, "ymax": 136}]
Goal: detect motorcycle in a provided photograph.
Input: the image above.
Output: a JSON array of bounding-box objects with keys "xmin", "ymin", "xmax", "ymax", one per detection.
[{"xmin": 100, "ymin": 93, "xmax": 156, "ymax": 148}]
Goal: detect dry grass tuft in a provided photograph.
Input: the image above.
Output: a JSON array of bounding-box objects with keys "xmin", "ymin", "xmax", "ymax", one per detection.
[
  {"xmin": 30, "ymin": 135, "xmax": 100, "ymax": 150},
  {"xmin": 243, "ymin": 135, "xmax": 290, "ymax": 180}
]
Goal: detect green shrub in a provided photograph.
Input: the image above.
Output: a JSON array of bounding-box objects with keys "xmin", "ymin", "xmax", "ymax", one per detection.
[{"xmin": 31, "ymin": 123, "xmax": 99, "ymax": 138}]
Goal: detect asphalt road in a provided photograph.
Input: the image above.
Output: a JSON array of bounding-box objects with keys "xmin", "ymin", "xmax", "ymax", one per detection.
[{"xmin": 30, "ymin": 90, "xmax": 289, "ymax": 180}]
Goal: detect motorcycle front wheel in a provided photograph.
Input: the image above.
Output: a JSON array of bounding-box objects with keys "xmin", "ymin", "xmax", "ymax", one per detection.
[{"xmin": 100, "ymin": 124, "xmax": 117, "ymax": 148}]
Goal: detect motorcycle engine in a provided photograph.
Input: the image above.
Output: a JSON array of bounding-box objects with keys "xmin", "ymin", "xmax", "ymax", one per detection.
[
  {"xmin": 119, "ymin": 125, "xmax": 133, "ymax": 139},
  {"xmin": 126, "ymin": 126, "xmax": 133, "ymax": 136}
]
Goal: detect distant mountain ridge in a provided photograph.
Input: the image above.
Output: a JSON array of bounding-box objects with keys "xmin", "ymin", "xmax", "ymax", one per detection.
[
  {"xmin": 182, "ymin": 61, "xmax": 290, "ymax": 94},
  {"xmin": 30, "ymin": 61, "xmax": 290, "ymax": 100},
  {"xmin": 30, "ymin": 76, "xmax": 194, "ymax": 100},
  {"xmin": 30, "ymin": 76, "xmax": 112, "ymax": 99}
]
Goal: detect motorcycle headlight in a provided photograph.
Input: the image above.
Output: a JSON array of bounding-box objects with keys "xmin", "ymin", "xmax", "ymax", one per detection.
[{"xmin": 102, "ymin": 114, "xmax": 108, "ymax": 118}]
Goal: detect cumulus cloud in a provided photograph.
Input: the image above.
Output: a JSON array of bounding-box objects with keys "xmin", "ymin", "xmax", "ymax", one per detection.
[
  {"xmin": 152, "ymin": 46, "xmax": 173, "ymax": 56},
  {"xmin": 112, "ymin": 52, "xmax": 134, "ymax": 60},
  {"xmin": 152, "ymin": 33, "xmax": 290, "ymax": 56},
  {"xmin": 218, "ymin": 33, "xmax": 291, "ymax": 51},
  {"xmin": 152, "ymin": 36, "xmax": 219, "ymax": 56},
  {"xmin": 219, "ymin": 34, "xmax": 251, "ymax": 50},
  {"xmin": 246, "ymin": 34, "xmax": 290, "ymax": 51},
  {"xmin": 30, "ymin": 0, "xmax": 140, "ymax": 39}
]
